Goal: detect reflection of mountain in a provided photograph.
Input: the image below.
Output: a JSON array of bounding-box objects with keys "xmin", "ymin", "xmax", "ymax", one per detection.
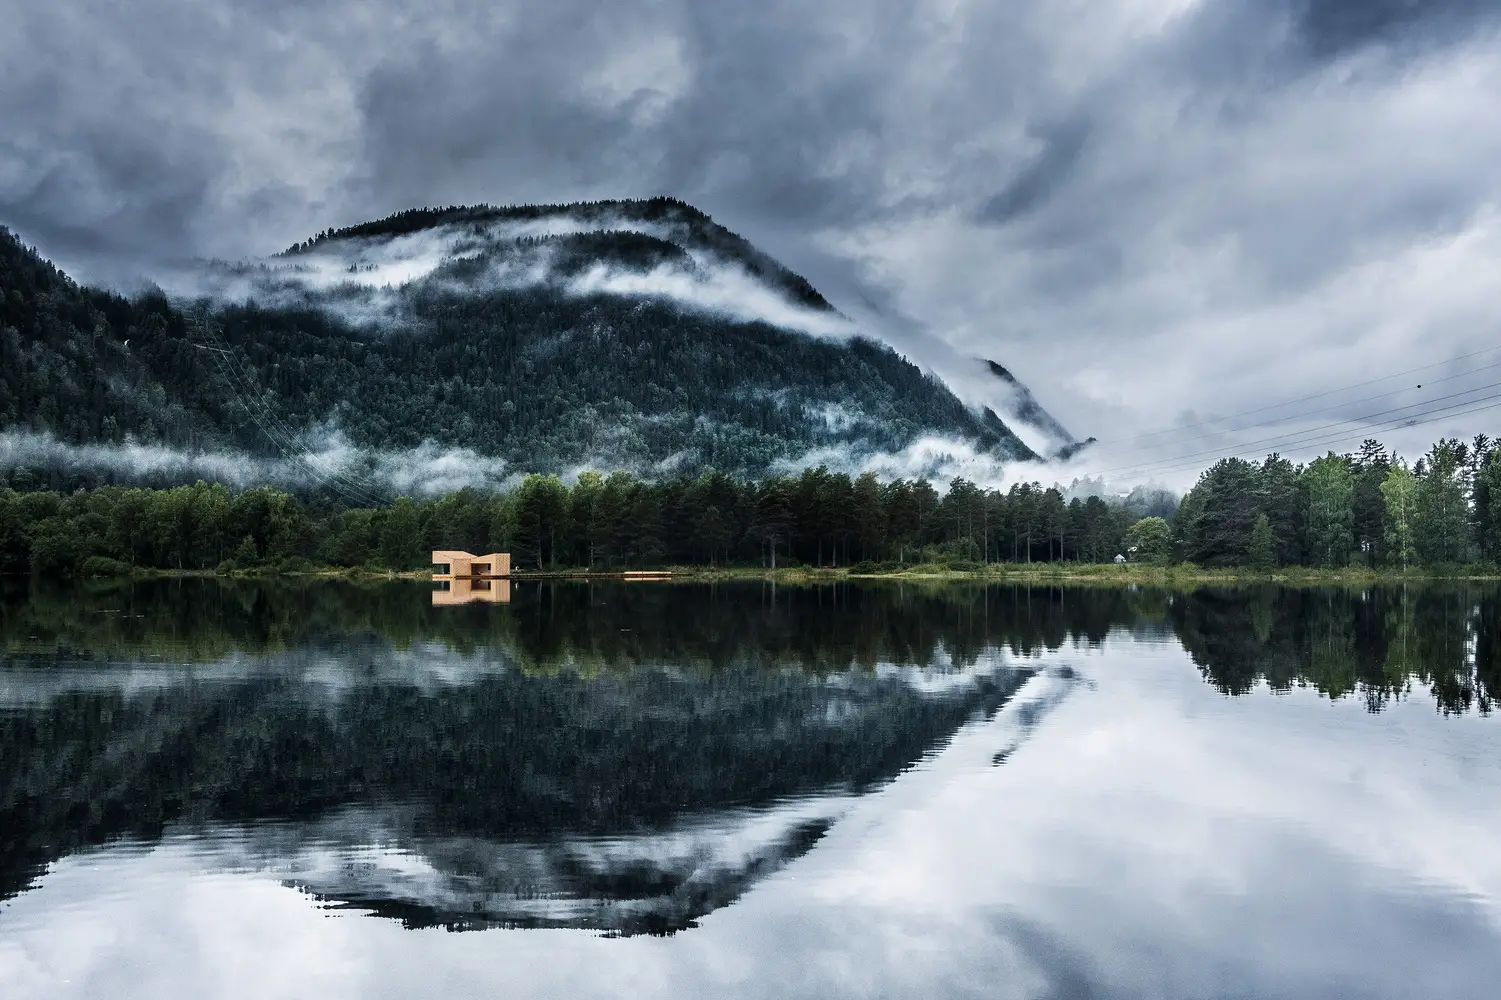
[
  {"xmin": 0, "ymin": 630, "xmax": 1031, "ymax": 932},
  {"xmin": 5, "ymin": 579, "xmax": 1499, "ymax": 934},
  {"xmin": 209, "ymin": 796, "xmax": 848, "ymax": 935}
]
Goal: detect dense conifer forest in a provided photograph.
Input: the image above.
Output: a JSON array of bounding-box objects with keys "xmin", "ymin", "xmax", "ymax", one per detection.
[{"xmin": 0, "ymin": 430, "xmax": 1496, "ymax": 577}]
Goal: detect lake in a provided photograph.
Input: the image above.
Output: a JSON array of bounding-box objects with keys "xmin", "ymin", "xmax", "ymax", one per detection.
[{"xmin": 2, "ymin": 579, "xmax": 1499, "ymax": 998}]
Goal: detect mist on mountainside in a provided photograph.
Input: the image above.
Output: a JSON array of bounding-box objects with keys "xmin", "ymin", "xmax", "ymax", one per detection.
[{"xmin": 0, "ymin": 198, "xmax": 1089, "ymax": 490}]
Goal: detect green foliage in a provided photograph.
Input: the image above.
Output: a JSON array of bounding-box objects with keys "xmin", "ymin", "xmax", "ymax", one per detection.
[
  {"xmin": 1170, "ymin": 434, "xmax": 1499, "ymax": 570},
  {"xmin": 1125, "ymin": 516, "xmax": 1173, "ymax": 564},
  {"xmin": 1304, "ymin": 453, "xmax": 1355, "ymax": 568},
  {"xmin": 1178, "ymin": 458, "xmax": 1262, "ymax": 566},
  {"xmin": 0, "ymin": 466, "xmax": 1154, "ymax": 577},
  {"xmin": 1351, "ymin": 440, "xmax": 1391, "ymax": 566},
  {"xmin": 1416, "ymin": 439, "xmax": 1470, "ymax": 564},
  {"xmin": 1258, "ymin": 454, "xmax": 1306, "ymax": 567},
  {"xmin": 0, "ymin": 229, "xmax": 227, "ymax": 452},
  {"xmin": 1381, "ymin": 462, "xmax": 1419, "ymax": 571},
  {"xmin": 1248, "ymin": 513, "xmax": 1276, "ymax": 572},
  {"xmin": 79, "ymin": 555, "xmax": 133, "ymax": 577},
  {"xmin": 1477, "ymin": 449, "xmax": 1501, "ymax": 564}
]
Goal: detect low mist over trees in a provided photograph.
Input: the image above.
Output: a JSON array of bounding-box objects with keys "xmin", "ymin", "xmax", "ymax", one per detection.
[{"xmin": 1, "ymin": 432, "xmax": 1497, "ymax": 577}]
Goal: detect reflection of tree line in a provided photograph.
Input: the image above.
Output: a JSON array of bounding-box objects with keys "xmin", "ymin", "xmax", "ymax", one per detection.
[
  {"xmin": 0, "ymin": 578, "xmax": 1159, "ymax": 671},
  {"xmin": 5, "ymin": 581, "xmax": 1499, "ymax": 714},
  {"xmin": 1172, "ymin": 587, "xmax": 1501, "ymax": 714}
]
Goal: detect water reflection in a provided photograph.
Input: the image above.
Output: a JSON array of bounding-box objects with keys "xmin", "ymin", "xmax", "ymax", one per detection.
[
  {"xmin": 3, "ymin": 579, "xmax": 1501, "ymax": 998},
  {"xmin": 2, "ymin": 579, "xmax": 1046, "ymax": 934},
  {"xmin": 3, "ymin": 579, "xmax": 1497, "ymax": 714},
  {"xmin": 1174, "ymin": 585, "xmax": 1501, "ymax": 715}
]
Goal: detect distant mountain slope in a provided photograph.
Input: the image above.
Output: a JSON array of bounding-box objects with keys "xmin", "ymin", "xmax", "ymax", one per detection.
[
  {"xmin": 983, "ymin": 359, "xmax": 1092, "ymax": 459},
  {"xmin": 0, "ymin": 201, "xmax": 1066, "ymax": 487}
]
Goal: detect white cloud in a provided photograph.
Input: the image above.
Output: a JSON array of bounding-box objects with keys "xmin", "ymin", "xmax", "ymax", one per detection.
[{"xmin": 0, "ymin": 428, "xmax": 515, "ymax": 498}]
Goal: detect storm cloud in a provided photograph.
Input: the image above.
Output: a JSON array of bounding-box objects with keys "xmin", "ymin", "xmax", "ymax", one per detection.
[{"xmin": 4, "ymin": 0, "xmax": 1500, "ymax": 485}]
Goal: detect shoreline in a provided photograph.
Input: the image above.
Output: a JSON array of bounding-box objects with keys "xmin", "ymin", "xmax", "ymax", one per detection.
[{"xmin": 79, "ymin": 562, "xmax": 1501, "ymax": 587}]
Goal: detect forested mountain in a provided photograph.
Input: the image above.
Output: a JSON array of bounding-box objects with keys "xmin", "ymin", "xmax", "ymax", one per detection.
[{"xmin": 0, "ymin": 199, "xmax": 1075, "ymax": 487}]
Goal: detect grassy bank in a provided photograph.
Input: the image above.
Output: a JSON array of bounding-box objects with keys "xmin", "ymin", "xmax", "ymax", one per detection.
[
  {"xmin": 664, "ymin": 562, "xmax": 1501, "ymax": 586},
  {"xmin": 72, "ymin": 560, "xmax": 1501, "ymax": 587}
]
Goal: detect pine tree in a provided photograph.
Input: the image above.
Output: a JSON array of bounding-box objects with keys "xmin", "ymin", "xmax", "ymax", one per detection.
[{"xmin": 1475, "ymin": 450, "xmax": 1501, "ymax": 564}]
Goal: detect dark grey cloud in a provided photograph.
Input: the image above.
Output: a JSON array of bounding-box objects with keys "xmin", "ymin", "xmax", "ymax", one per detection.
[
  {"xmin": 1297, "ymin": 0, "xmax": 1499, "ymax": 57},
  {"xmin": 978, "ymin": 118, "xmax": 1092, "ymax": 225},
  {"xmin": 4, "ymin": 0, "xmax": 1501, "ymax": 483}
]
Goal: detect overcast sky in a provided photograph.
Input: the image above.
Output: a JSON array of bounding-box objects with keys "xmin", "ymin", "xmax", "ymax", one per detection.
[{"xmin": 4, "ymin": 0, "xmax": 1500, "ymax": 483}]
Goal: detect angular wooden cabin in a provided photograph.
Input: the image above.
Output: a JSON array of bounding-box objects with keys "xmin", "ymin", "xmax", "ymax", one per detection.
[
  {"xmin": 432, "ymin": 550, "xmax": 511, "ymax": 579},
  {"xmin": 431, "ymin": 550, "xmax": 512, "ymax": 606}
]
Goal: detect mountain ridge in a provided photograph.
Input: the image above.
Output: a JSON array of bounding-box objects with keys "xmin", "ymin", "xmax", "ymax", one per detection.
[
  {"xmin": 277, "ymin": 196, "xmax": 836, "ymax": 313},
  {"xmin": 0, "ymin": 201, "xmax": 1082, "ymax": 492}
]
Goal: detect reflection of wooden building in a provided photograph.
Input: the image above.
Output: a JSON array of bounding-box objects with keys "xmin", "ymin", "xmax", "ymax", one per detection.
[
  {"xmin": 432, "ymin": 576, "xmax": 511, "ymax": 606},
  {"xmin": 431, "ymin": 550, "xmax": 511, "ymax": 606}
]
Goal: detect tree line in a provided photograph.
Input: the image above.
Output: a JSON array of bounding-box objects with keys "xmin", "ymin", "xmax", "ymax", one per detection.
[
  {"xmin": 1169, "ymin": 436, "xmax": 1501, "ymax": 569},
  {"xmin": 1, "ymin": 432, "xmax": 1497, "ymax": 577},
  {"xmin": 0, "ymin": 467, "xmax": 1147, "ymax": 576}
]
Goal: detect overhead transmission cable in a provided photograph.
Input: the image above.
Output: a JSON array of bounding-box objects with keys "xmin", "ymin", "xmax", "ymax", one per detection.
[
  {"xmin": 1081, "ymin": 386, "xmax": 1501, "ymax": 482},
  {"xmin": 199, "ymin": 340, "xmax": 384, "ymax": 507},
  {"xmin": 1089, "ymin": 346, "xmax": 1501, "ymax": 449},
  {"xmin": 1094, "ymin": 359, "xmax": 1501, "ymax": 463},
  {"xmin": 1097, "ymin": 398, "xmax": 1501, "ymax": 483},
  {"xmin": 1092, "ymin": 378, "xmax": 1501, "ymax": 478}
]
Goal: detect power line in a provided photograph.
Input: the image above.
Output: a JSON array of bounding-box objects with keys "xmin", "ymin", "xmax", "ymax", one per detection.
[
  {"xmin": 1091, "ymin": 346, "xmax": 1501, "ymax": 449},
  {"xmin": 205, "ymin": 330, "xmax": 388, "ymax": 507},
  {"xmin": 1084, "ymin": 390, "xmax": 1501, "ymax": 483},
  {"xmin": 200, "ymin": 343, "xmax": 380, "ymax": 506},
  {"xmin": 1095, "ymin": 359, "xmax": 1501, "ymax": 463},
  {"xmin": 193, "ymin": 323, "xmax": 388, "ymax": 507},
  {"xmin": 1091, "ymin": 378, "xmax": 1501, "ymax": 478}
]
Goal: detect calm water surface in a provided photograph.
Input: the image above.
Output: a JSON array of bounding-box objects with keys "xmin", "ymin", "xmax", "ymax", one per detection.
[{"xmin": 2, "ymin": 580, "xmax": 1499, "ymax": 998}]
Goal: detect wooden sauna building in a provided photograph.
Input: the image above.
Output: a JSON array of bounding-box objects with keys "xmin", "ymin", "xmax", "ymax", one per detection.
[{"xmin": 431, "ymin": 550, "xmax": 511, "ymax": 605}]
